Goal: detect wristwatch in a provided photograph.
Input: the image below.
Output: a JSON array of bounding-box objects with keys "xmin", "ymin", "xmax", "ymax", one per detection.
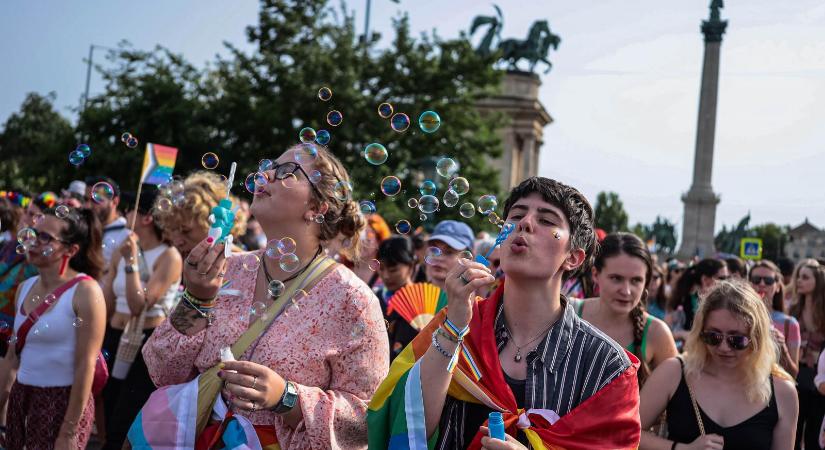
[
  {"xmin": 271, "ymin": 381, "xmax": 298, "ymax": 414},
  {"xmin": 124, "ymin": 264, "xmax": 139, "ymax": 274}
]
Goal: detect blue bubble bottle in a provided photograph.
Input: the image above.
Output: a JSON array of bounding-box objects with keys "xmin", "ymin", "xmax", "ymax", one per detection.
[{"xmin": 488, "ymin": 411, "xmax": 506, "ymax": 441}]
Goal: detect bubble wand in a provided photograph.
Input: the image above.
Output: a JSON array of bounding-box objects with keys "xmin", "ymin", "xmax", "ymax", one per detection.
[
  {"xmin": 207, "ymin": 162, "xmax": 237, "ymax": 255},
  {"xmin": 474, "ymin": 222, "xmax": 515, "ymax": 267}
]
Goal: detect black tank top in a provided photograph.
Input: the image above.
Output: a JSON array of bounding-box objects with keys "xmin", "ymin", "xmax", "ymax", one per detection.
[{"xmin": 666, "ymin": 358, "xmax": 778, "ymax": 450}]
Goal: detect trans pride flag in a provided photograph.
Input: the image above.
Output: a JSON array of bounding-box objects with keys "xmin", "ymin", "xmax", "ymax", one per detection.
[
  {"xmin": 367, "ymin": 282, "xmax": 642, "ymax": 450},
  {"xmin": 140, "ymin": 143, "xmax": 178, "ymax": 185}
]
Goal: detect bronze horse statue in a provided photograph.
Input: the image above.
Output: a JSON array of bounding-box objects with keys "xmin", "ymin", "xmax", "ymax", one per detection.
[{"xmin": 470, "ymin": 5, "xmax": 561, "ymax": 74}]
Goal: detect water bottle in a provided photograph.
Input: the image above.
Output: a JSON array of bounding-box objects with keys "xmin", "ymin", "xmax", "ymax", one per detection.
[{"xmin": 488, "ymin": 411, "xmax": 506, "ymax": 441}]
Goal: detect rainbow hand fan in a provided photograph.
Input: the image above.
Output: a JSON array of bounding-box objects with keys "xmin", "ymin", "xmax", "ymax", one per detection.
[{"xmin": 387, "ymin": 282, "xmax": 449, "ymax": 330}]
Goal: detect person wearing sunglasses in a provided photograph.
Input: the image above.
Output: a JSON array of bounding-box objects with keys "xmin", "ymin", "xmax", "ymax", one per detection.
[
  {"xmin": 142, "ymin": 145, "xmax": 389, "ymax": 449},
  {"xmin": 788, "ymin": 259, "xmax": 825, "ymax": 449},
  {"xmin": 0, "ymin": 207, "xmax": 106, "ymax": 449},
  {"xmin": 640, "ymin": 280, "xmax": 798, "ymax": 450},
  {"xmin": 749, "ymin": 260, "xmax": 799, "ymax": 378}
]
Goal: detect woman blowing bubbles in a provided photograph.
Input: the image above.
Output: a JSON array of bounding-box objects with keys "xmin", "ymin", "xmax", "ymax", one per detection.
[{"xmin": 141, "ymin": 145, "xmax": 389, "ymax": 449}]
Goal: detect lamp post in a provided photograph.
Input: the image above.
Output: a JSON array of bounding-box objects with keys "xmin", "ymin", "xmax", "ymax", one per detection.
[{"xmin": 77, "ymin": 44, "xmax": 118, "ymax": 144}]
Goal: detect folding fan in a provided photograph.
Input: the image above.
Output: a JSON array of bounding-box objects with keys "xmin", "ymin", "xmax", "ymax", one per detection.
[{"xmin": 387, "ymin": 282, "xmax": 449, "ymax": 330}]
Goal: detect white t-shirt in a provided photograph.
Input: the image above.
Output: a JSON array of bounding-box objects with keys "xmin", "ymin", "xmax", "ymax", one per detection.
[{"xmin": 101, "ymin": 216, "xmax": 130, "ymax": 267}]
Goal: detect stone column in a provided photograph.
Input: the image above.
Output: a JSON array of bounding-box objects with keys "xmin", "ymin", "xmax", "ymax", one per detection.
[
  {"xmin": 477, "ymin": 71, "xmax": 552, "ymax": 191},
  {"xmin": 677, "ymin": 4, "xmax": 727, "ymax": 259}
]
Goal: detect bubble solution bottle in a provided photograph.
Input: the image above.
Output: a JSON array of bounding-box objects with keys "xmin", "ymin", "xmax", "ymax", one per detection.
[{"xmin": 488, "ymin": 411, "xmax": 506, "ymax": 441}]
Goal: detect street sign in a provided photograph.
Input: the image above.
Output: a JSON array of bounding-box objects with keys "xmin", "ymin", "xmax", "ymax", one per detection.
[{"xmin": 740, "ymin": 238, "xmax": 763, "ymax": 260}]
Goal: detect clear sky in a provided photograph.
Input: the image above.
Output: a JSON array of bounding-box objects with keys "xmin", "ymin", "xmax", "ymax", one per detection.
[{"xmin": 2, "ymin": 0, "xmax": 824, "ymax": 234}]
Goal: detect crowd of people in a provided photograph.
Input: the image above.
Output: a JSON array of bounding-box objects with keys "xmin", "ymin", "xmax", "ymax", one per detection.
[{"xmin": 0, "ymin": 145, "xmax": 822, "ymax": 449}]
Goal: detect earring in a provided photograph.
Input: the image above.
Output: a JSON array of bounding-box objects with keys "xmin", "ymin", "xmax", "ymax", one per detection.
[{"xmin": 553, "ymin": 231, "xmax": 561, "ymax": 240}]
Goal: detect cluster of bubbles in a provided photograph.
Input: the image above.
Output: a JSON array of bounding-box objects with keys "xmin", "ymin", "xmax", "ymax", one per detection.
[
  {"xmin": 424, "ymin": 247, "xmax": 443, "ymax": 265},
  {"xmin": 120, "ymin": 132, "xmax": 139, "ymax": 149},
  {"xmin": 68, "ymin": 143, "xmax": 92, "ymax": 166},
  {"xmin": 201, "ymin": 152, "xmax": 220, "ymax": 169},
  {"xmin": 156, "ymin": 178, "xmax": 187, "ymax": 212}
]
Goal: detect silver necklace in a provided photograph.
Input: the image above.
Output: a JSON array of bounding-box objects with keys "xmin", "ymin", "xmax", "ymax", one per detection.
[{"xmin": 503, "ymin": 319, "xmax": 555, "ymax": 362}]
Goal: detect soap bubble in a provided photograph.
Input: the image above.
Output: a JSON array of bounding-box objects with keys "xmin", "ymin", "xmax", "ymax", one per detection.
[
  {"xmin": 264, "ymin": 239, "xmax": 281, "ymax": 260},
  {"xmin": 6, "ymin": 335, "xmax": 17, "ymax": 345},
  {"xmin": 326, "ymin": 110, "xmax": 343, "ymax": 126},
  {"xmin": 487, "ymin": 211, "xmax": 501, "ymax": 225},
  {"xmin": 318, "ymin": 87, "xmax": 333, "ymax": 101},
  {"xmin": 299, "ymin": 127, "xmax": 317, "ymax": 143},
  {"xmin": 418, "ymin": 110, "xmax": 442, "ymax": 133},
  {"xmin": 424, "ymin": 247, "xmax": 443, "ymax": 265},
  {"xmin": 364, "ymin": 143, "xmax": 388, "ymax": 165},
  {"xmin": 378, "ymin": 103, "xmax": 393, "ymax": 119},
  {"xmin": 55, "ymin": 205, "xmax": 70, "ymax": 219},
  {"xmin": 44, "ymin": 294, "xmax": 56, "ymax": 305},
  {"xmin": 251, "ymin": 301, "xmax": 268, "ymax": 317},
  {"xmin": 390, "ymin": 113, "xmax": 410, "ymax": 132},
  {"xmin": 68, "ymin": 150, "xmax": 85, "ymax": 166},
  {"xmin": 41, "ymin": 246, "xmax": 54, "ymax": 257},
  {"xmin": 436, "ymin": 158, "xmax": 458, "ymax": 178},
  {"xmin": 309, "ymin": 170, "xmax": 322, "ymax": 184},
  {"xmin": 268, "ymin": 280, "xmax": 285, "ymax": 298},
  {"xmin": 30, "ymin": 213, "xmax": 45, "ymax": 226},
  {"xmin": 443, "ymin": 189, "xmax": 460, "ymax": 207},
  {"xmin": 126, "ymin": 137, "xmax": 139, "ymax": 148},
  {"xmin": 201, "ymin": 152, "xmax": 219, "ymax": 169},
  {"xmin": 242, "ymin": 253, "xmax": 261, "ymax": 271},
  {"xmin": 91, "ymin": 182, "xmax": 114, "ymax": 204},
  {"xmin": 419, "ymin": 180, "xmax": 437, "ymax": 196},
  {"xmin": 459, "ymin": 202, "xmax": 476, "ymax": 218},
  {"xmin": 245, "ymin": 172, "xmax": 268, "ymax": 194},
  {"xmin": 407, "ymin": 198, "xmax": 419, "ymax": 209},
  {"xmin": 279, "ymin": 253, "xmax": 301, "ymax": 272},
  {"xmin": 277, "ymin": 237, "xmax": 297, "ymax": 255},
  {"xmin": 17, "ymin": 228, "xmax": 36, "ymax": 246},
  {"xmin": 313, "ymin": 214, "xmax": 325, "ymax": 224},
  {"xmin": 120, "ymin": 132, "xmax": 132, "ymax": 143},
  {"xmin": 368, "ymin": 259, "xmax": 381, "ymax": 271},
  {"xmin": 76, "ymin": 144, "xmax": 92, "ymax": 158},
  {"xmin": 15, "ymin": 245, "xmax": 25, "ymax": 255},
  {"xmin": 459, "ymin": 250, "xmax": 474, "ymax": 260},
  {"xmin": 72, "ymin": 317, "xmax": 84, "ymax": 328},
  {"xmin": 380, "ymin": 176, "xmax": 401, "ymax": 197},
  {"xmin": 259, "ymin": 159, "xmax": 274, "ymax": 172},
  {"xmin": 477, "ymin": 195, "xmax": 498, "ymax": 215},
  {"xmin": 294, "ymin": 143, "xmax": 318, "ymax": 164},
  {"xmin": 359, "ymin": 200, "xmax": 376, "ymax": 215},
  {"xmin": 292, "ymin": 289, "xmax": 309, "ymax": 303},
  {"xmin": 156, "ymin": 197, "xmax": 173, "ymax": 212},
  {"xmin": 280, "ymin": 173, "xmax": 298, "ymax": 189},
  {"xmin": 395, "ymin": 220, "xmax": 412, "ymax": 234},
  {"xmin": 418, "ymin": 195, "xmax": 439, "ymax": 214},
  {"xmin": 333, "ymin": 181, "xmax": 353, "ymax": 201},
  {"xmin": 315, "ymin": 129, "xmax": 331, "ymax": 145},
  {"xmin": 448, "ymin": 177, "xmax": 470, "ymax": 196}
]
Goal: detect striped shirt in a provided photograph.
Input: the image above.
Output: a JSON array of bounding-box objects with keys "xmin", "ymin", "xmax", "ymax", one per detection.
[{"xmin": 435, "ymin": 295, "xmax": 632, "ymax": 449}]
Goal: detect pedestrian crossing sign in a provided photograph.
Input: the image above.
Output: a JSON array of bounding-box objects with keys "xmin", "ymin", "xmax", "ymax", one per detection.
[{"xmin": 739, "ymin": 238, "xmax": 762, "ymax": 260}]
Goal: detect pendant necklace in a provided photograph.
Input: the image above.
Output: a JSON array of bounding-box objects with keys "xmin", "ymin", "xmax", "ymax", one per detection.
[{"xmin": 503, "ymin": 318, "xmax": 556, "ymax": 362}]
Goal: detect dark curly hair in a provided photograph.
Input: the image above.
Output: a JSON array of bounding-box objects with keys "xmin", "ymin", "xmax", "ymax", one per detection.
[{"xmin": 46, "ymin": 207, "xmax": 104, "ymax": 280}]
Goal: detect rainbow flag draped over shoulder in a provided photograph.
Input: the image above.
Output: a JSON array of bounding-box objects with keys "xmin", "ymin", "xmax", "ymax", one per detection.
[
  {"xmin": 367, "ymin": 282, "xmax": 641, "ymax": 450},
  {"xmin": 140, "ymin": 143, "xmax": 178, "ymax": 185}
]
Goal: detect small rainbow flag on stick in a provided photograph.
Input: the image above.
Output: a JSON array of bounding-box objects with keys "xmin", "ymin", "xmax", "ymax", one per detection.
[{"xmin": 140, "ymin": 143, "xmax": 178, "ymax": 185}]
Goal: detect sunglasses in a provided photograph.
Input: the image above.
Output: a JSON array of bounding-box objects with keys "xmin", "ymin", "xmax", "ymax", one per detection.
[
  {"xmin": 700, "ymin": 331, "xmax": 751, "ymax": 350},
  {"xmin": 264, "ymin": 162, "xmax": 324, "ymax": 197},
  {"xmin": 33, "ymin": 229, "xmax": 69, "ymax": 246},
  {"xmin": 750, "ymin": 275, "xmax": 776, "ymax": 286}
]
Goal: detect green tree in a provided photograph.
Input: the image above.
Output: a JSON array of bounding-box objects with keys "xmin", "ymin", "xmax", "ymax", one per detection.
[
  {"xmin": 0, "ymin": 92, "xmax": 77, "ymax": 192},
  {"xmin": 73, "ymin": 0, "xmax": 504, "ymax": 230},
  {"xmin": 750, "ymin": 223, "xmax": 789, "ymax": 262},
  {"xmin": 593, "ymin": 191, "xmax": 629, "ymax": 233},
  {"xmin": 629, "ymin": 216, "xmax": 677, "ymax": 257}
]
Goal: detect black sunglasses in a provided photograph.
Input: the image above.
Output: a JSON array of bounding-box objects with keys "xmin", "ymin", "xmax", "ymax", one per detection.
[
  {"xmin": 700, "ymin": 331, "xmax": 750, "ymax": 350},
  {"xmin": 33, "ymin": 229, "xmax": 69, "ymax": 246},
  {"xmin": 750, "ymin": 276, "xmax": 776, "ymax": 286},
  {"xmin": 264, "ymin": 162, "xmax": 323, "ymax": 197}
]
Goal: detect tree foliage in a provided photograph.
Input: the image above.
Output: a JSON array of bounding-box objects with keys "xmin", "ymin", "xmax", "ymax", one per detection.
[
  {"xmin": 2, "ymin": 0, "xmax": 505, "ymax": 230},
  {"xmin": 631, "ymin": 216, "xmax": 678, "ymax": 257},
  {"xmin": 715, "ymin": 213, "xmax": 789, "ymax": 261},
  {"xmin": 594, "ymin": 191, "xmax": 629, "ymax": 233}
]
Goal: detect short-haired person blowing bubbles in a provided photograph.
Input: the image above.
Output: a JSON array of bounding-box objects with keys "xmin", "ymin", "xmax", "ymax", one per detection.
[{"xmin": 368, "ymin": 177, "xmax": 641, "ymax": 450}]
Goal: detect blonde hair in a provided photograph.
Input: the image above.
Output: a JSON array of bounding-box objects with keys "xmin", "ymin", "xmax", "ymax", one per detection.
[
  {"xmin": 153, "ymin": 171, "xmax": 247, "ymax": 238},
  {"xmin": 683, "ymin": 280, "xmax": 790, "ymax": 404},
  {"xmin": 296, "ymin": 144, "xmax": 367, "ymax": 261}
]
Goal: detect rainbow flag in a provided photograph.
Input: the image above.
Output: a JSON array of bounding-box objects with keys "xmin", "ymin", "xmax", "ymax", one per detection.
[
  {"xmin": 140, "ymin": 143, "xmax": 178, "ymax": 185},
  {"xmin": 367, "ymin": 282, "xmax": 641, "ymax": 450}
]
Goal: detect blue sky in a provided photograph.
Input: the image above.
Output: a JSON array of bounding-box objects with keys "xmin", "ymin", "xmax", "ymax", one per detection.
[{"xmin": 2, "ymin": 0, "xmax": 824, "ymax": 235}]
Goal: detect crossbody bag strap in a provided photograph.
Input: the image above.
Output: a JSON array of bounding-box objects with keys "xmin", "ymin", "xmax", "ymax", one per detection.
[
  {"xmin": 15, "ymin": 275, "xmax": 93, "ymax": 356},
  {"xmin": 679, "ymin": 356, "xmax": 706, "ymax": 435}
]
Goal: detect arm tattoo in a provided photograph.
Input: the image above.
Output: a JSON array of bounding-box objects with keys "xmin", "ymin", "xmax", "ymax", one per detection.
[{"xmin": 169, "ymin": 302, "xmax": 207, "ymax": 335}]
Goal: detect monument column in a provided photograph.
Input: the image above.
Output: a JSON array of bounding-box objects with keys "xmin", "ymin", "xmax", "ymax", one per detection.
[{"xmin": 677, "ymin": 0, "xmax": 727, "ymax": 259}]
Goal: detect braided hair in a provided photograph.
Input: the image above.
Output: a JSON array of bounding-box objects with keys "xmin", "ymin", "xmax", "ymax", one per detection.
[{"xmin": 594, "ymin": 232, "xmax": 653, "ymax": 385}]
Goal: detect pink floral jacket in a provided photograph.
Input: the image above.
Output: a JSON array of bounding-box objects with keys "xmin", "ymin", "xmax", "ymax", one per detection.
[{"xmin": 143, "ymin": 252, "xmax": 390, "ymax": 449}]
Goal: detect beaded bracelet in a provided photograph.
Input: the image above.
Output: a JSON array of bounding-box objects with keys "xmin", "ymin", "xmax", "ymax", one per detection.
[
  {"xmin": 182, "ymin": 289, "xmax": 216, "ymax": 308},
  {"xmin": 180, "ymin": 295, "xmax": 215, "ymax": 325},
  {"xmin": 431, "ymin": 332, "xmax": 454, "ymax": 360}
]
